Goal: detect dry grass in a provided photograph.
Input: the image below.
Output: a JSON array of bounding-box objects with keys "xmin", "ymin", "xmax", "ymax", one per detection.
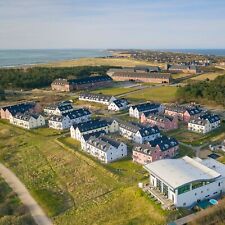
[
  {"xmin": 42, "ymin": 57, "xmax": 163, "ymax": 68},
  {"xmin": 191, "ymin": 72, "xmax": 225, "ymax": 81}
]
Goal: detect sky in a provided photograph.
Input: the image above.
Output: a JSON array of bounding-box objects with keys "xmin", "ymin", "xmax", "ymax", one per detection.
[{"xmin": 0, "ymin": 0, "xmax": 225, "ymax": 49}]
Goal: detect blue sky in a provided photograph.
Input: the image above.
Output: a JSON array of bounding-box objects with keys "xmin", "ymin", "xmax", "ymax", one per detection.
[{"xmin": 0, "ymin": 0, "xmax": 225, "ymax": 49}]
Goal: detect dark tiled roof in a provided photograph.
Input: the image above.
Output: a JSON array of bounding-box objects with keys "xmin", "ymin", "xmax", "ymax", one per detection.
[
  {"xmin": 2, "ymin": 102, "xmax": 36, "ymax": 116},
  {"xmin": 133, "ymin": 144, "xmax": 155, "ymax": 156},
  {"xmin": 138, "ymin": 126, "xmax": 160, "ymax": 137},
  {"xmin": 57, "ymin": 104, "xmax": 73, "ymax": 112},
  {"xmin": 113, "ymin": 71, "xmax": 171, "ymax": 79},
  {"xmin": 82, "ymin": 130, "xmax": 106, "ymax": 141},
  {"xmin": 63, "ymin": 108, "xmax": 91, "ymax": 120},
  {"xmin": 14, "ymin": 113, "xmax": 41, "ymax": 121},
  {"xmin": 131, "ymin": 102, "xmax": 161, "ymax": 112},
  {"xmin": 186, "ymin": 107, "xmax": 202, "ymax": 116},
  {"xmin": 111, "ymin": 99, "xmax": 128, "ymax": 108},
  {"xmin": 145, "ymin": 114, "xmax": 175, "ymax": 122},
  {"xmin": 148, "ymin": 136, "xmax": 179, "ymax": 151},
  {"xmin": 79, "ymin": 93, "xmax": 115, "ymax": 102},
  {"xmin": 72, "ymin": 119, "xmax": 108, "ymax": 132},
  {"xmin": 49, "ymin": 115, "xmax": 67, "ymax": 122}
]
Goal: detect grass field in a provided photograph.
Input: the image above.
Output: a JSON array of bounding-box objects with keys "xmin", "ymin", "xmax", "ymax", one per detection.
[
  {"xmin": 42, "ymin": 57, "xmax": 163, "ymax": 68},
  {"xmin": 191, "ymin": 72, "xmax": 225, "ymax": 81},
  {"xmin": 0, "ymin": 121, "xmax": 171, "ymax": 225},
  {"xmin": 125, "ymin": 86, "xmax": 178, "ymax": 103},
  {"xmin": 0, "ymin": 177, "xmax": 36, "ymax": 225}
]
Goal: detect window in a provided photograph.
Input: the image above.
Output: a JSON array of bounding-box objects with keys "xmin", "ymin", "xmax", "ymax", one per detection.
[
  {"xmin": 192, "ymin": 181, "xmax": 204, "ymax": 190},
  {"xmin": 178, "ymin": 184, "xmax": 190, "ymax": 195},
  {"xmin": 218, "ymin": 182, "xmax": 221, "ymax": 187}
]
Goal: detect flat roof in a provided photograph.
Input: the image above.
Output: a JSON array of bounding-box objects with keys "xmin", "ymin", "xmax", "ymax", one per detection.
[{"xmin": 144, "ymin": 156, "xmax": 222, "ymax": 189}]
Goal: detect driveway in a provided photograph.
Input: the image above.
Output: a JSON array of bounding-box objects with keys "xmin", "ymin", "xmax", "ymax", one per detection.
[{"xmin": 0, "ymin": 163, "xmax": 53, "ymax": 225}]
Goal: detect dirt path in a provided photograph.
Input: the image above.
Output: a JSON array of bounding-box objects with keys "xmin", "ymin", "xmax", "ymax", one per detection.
[{"xmin": 0, "ymin": 163, "xmax": 53, "ymax": 225}]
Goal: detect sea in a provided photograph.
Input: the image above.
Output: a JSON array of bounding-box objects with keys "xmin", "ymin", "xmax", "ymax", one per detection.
[
  {"xmin": 0, "ymin": 49, "xmax": 225, "ymax": 68},
  {"xmin": 0, "ymin": 49, "xmax": 111, "ymax": 68}
]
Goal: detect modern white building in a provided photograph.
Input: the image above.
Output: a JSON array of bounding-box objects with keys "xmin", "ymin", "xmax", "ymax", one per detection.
[
  {"xmin": 79, "ymin": 93, "xmax": 116, "ymax": 105},
  {"xmin": 48, "ymin": 108, "xmax": 91, "ymax": 130},
  {"xmin": 82, "ymin": 135, "xmax": 127, "ymax": 163},
  {"xmin": 144, "ymin": 156, "xmax": 225, "ymax": 208},
  {"xmin": 10, "ymin": 113, "xmax": 45, "ymax": 129},
  {"xmin": 70, "ymin": 119, "xmax": 109, "ymax": 141},
  {"xmin": 108, "ymin": 99, "xmax": 128, "ymax": 111},
  {"xmin": 129, "ymin": 102, "xmax": 163, "ymax": 119},
  {"xmin": 188, "ymin": 113, "xmax": 221, "ymax": 134},
  {"xmin": 44, "ymin": 101, "xmax": 74, "ymax": 116},
  {"xmin": 113, "ymin": 120, "xmax": 161, "ymax": 144}
]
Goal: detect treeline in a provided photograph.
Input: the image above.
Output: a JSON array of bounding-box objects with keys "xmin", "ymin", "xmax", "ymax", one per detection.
[
  {"xmin": 176, "ymin": 75, "xmax": 225, "ymax": 106},
  {"xmin": 0, "ymin": 66, "xmax": 111, "ymax": 89},
  {"xmin": 0, "ymin": 87, "xmax": 5, "ymax": 100}
]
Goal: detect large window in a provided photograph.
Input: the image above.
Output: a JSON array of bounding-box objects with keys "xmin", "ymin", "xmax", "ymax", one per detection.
[
  {"xmin": 178, "ymin": 184, "xmax": 190, "ymax": 195},
  {"xmin": 192, "ymin": 181, "xmax": 204, "ymax": 190}
]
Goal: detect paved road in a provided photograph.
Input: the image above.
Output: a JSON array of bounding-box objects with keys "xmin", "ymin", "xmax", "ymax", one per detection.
[{"xmin": 0, "ymin": 163, "xmax": 53, "ymax": 225}]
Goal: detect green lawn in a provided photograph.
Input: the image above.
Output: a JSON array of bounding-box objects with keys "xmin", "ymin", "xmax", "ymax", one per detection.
[
  {"xmin": 125, "ymin": 86, "xmax": 178, "ymax": 103},
  {"xmin": 92, "ymin": 86, "xmax": 138, "ymax": 96},
  {"xmin": 0, "ymin": 177, "xmax": 36, "ymax": 225},
  {"xmin": 0, "ymin": 121, "xmax": 170, "ymax": 225}
]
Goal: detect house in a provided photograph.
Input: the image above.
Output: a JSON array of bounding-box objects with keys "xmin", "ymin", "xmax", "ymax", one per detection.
[
  {"xmin": 188, "ymin": 113, "xmax": 221, "ymax": 134},
  {"xmin": 141, "ymin": 112, "xmax": 178, "ymax": 131},
  {"xmin": 164, "ymin": 105, "xmax": 202, "ymax": 122},
  {"xmin": 129, "ymin": 102, "xmax": 163, "ymax": 119},
  {"xmin": 70, "ymin": 119, "xmax": 109, "ymax": 141},
  {"xmin": 10, "ymin": 113, "xmax": 45, "ymax": 129},
  {"xmin": 51, "ymin": 75, "xmax": 113, "ymax": 92},
  {"xmin": 0, "ymin": 102, "xmax": 37, "ymax": 120},
  {"xmin": 79, "ymin": 93, "xmax": 117, "ymax": 105},
  {"xmin": 114, "ymin": 120, "xmax": 161, "ymax": 144},
  {"xmin": 108, "ymin": 99, "xmax": 128, "ymax": 111},
  {"xmin": 144, "ymin": 156, "xmax": 225, "ymax": 207},
  {"xmin": 133, "ymin": 135, "xmax": 178, "ymax": 164},
  {"xmin": 110, "ymin": 71, "xmax": 172, "ymax": 83},
  {"xmin": 48, "ymin": 108, "xmax": 91, "ymax": 130},
  {"xmin": 167, "ymin": 64, "xmax": 198, "ymax": 74},
  {"xmin": 82, "ymin": 135, "xmax": 127, "ymax": 163},
  {"xmin": 44, "ymin": 102, "xmax": 74, "ymax": 116}
]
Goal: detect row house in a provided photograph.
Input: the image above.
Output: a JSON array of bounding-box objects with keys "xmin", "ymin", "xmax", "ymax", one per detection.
[
  {"xmin": 0, "ymin": 102, "xmax": 37, "ymax": 120},
  {"xmin": 10, "ymin": 113, "xmax": 45, "ymax": 129},
  {"xmin": 132, "ymin": 136, "xmax": 179, "ymax": 164},
  {"xmin": 70, "ymin": 119, "xmax": 110, "ymax": 141},
  {"xmin": 141, "ymin": 112, "xmax": 178, "ymax": 131},
  {"xmin": 108, "ymin": 99, "xmax": 128, "ymax": 111},
  {"xmin": 164, "ymin": 105, "xmax": 202, "ymax": 122},
  {"xmin": 44, "ymin": 102, "xmax": 74, "ymax": 116},
  {"xmin": 188, "ymin": 113, "xmax": 221, "ymax": 134},
  {"xmin": 82, "ymin": 135, "xmax": 127, "ymax": 163},
  {"xmin": 48, "ymin": 108, "xmax": 91, "ymax": 130},
  {"xmin": 51, "ymin": 75, "xmax": 113, "ymax": 92},
  {"xmin": 114, "ymin": 120, "xmax": 161, "ymax": 144},
  {"xmin": 129, "ymin": 102, "xmax": 163, "ymax": 119},
  {"xmin": 79, "ymin": 93, "xmax": 116, "ymax": 105}
]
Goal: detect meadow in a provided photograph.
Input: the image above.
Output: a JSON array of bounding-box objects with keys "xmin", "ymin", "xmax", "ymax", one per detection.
[
  {"xmin": 191, "ymin": 72, "xmax": 225, "ymax": 81},
  {"xmin": 0, "ymin": 121, "xmax": 170, "ymax": 225}
]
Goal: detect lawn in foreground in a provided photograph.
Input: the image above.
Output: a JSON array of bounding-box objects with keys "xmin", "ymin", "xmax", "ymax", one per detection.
[
  {"xmin": 125, "ymin": 86, "xmax": 178, "ymax": 103},
  {"xmin": 191, "ymin": 72, "xmax": 225, "ymax": 81},
  {"xmin": 0, "ymin": 122, "xmax": 168, "ymax": 225}
]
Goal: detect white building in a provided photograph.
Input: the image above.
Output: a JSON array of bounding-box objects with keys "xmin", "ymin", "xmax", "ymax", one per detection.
[
  {"xmin": 70, "ymin": 119, "xmax": 109, "ymax": 141},
  {"xmin": 48, "ymin": 108, "xmax": 91, "ymax": 130},
  {"xmin": 129, "ymin": 102, "xmax": 163, "ymax": 119},
  {"xmin": 79, "ymin": 93, "xmax": 116, "ymax": 105},
  {"xmin": 10, "ymin": 113, "xmax": 45, "ymax": 129},
  {"xmin": 108, "ymin": 99, "xmax": 128, "ymax": 111},
  {"xmin": 144, "ymin": 156, "xmax": 225, "ymax": 208},
  {"xmin": 82, "ymin": 135, "xmax": 127, "ymax": 163},
  {"xmin": 188, "ymin": 113, "xmax": 221, "ymax": 134},
  {"xmin": 114, "ymin": 120, "xmax": 161, "ymax": 144},
  {"xmin": 44, "ymin": 101, "xmax": 74, "ymax": 116}
]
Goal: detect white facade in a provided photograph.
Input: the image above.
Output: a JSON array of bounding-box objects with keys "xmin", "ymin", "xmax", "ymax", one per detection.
[
  {"xmin": 79, "ymin": 95, "xmax": 116, "ymax": 105},
  {"xmin": 10, "ymin": 115, "xmax": 45, "ymax": 129},
  {"xmin": 48, "ymin": 116, "xmax": 71, "ymax": 130},
  {"xmin": 82, "ymin": 137, "xmax": 127, "ymax": 163},
  {"xmin": 188, "ymin": 119, "xmax": 221, "ymax": 134},
  {"xmin": 108, "ymin": 100, "xmax": 128, "ymax": 111},
  {"xmin": 70, "ymin": 125, "xmax": 109, "ymax": 141},
  {"xmin": 145, "ymin": 156, "xmax": 225, "ymax": 208},
  {"xmin": 44, "ymin": 105, "xmax": 74, "ymax": 116}
]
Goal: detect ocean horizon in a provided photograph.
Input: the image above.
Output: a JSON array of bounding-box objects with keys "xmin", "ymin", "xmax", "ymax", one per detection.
[{"xmin": 0, "ymin": 48, "xmax": 225, "ymax": 68}]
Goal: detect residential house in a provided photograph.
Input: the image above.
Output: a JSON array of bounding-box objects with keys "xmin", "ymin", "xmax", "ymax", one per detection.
[
  {"xmin": 129, "ymin": 102, "xmax": 163, "ymax": 119},
  {"xmin": 144, "ymin": 156, "xmax": 225, "ymax": 207},
  {"xmin": 70, "ymin": 119, "xmax": 109, "ymax": 141},
  {"xmin": 79, "ymin": 93, "xmax": 116, "ymax": 105},
  {"xmin": 83, "ymin": 135, "xmax": 127, "ymax": 163},
  {"xmin": 10, "ymin": 113, "xmax": 45, "ymax": 129},
  {"xmin": 108, "ymin": 99, "xmax": 128, "ymax": 111},
  {"xmin": 44, "ymin": 103, "xmax": 74, "ymax": 116},
  {"xmin": 188, "ymin": 113, "xmax": 221, "ymax": 134},
  {"xmin": 141, "ymin": 112, "xmax": 178, "ymax": 131},
  {"xmin": 133, "ymin": 135, "xmax": 178, "ymax": 164}
]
